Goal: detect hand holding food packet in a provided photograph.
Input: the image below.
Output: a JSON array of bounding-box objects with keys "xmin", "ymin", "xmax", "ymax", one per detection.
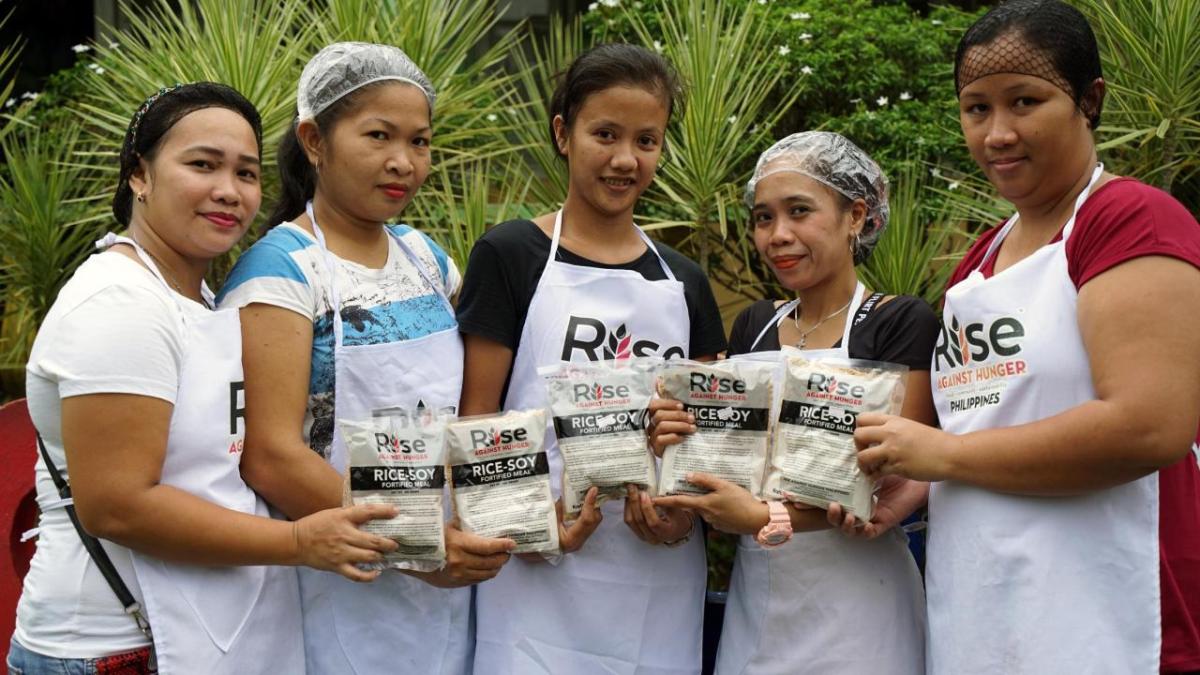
[
  {"xmin": 765, "ymin": 352, "xmax": 907, "ymax": 520},
  {"xmin": 339, "ymin": 410, "xmax": 449, "ymax": 572},
  {"xmin": 540, "ymin": 359, "xmax": 658, "ymax": 518},
  {"xmin": 446, "ymin": 409, "xmax": 560, "ymax": 556},
  {"xmin": 656, "ymin": 360, "xmax": 775, "ymax": 497}
]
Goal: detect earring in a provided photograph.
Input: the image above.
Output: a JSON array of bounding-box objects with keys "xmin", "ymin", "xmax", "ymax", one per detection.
[{"xmin": 136, "ymin": 192, "xmax": 146, "ymax": 203}]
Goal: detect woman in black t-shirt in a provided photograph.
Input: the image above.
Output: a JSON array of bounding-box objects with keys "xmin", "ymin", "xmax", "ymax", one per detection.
[
  {"xmin": 651, "ymin": 131, "xmax": 935, "ymax": 674},
  {"xmin": 455, "ymin": 45, "xmax": 725, "ymax": 674}
]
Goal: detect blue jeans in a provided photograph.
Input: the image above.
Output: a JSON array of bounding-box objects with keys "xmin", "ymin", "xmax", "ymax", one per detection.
[
  {"xmin": 5, "ymin": 638, "xmax": 154, "ymax": 675},
  {"xmin": 6, "ymin": 638, "xmax": 95, "ymax": 675}
]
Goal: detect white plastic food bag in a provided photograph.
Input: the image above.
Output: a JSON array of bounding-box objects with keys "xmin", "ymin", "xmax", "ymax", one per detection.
[
  {"xmin": 446, "ymin": 409, "xmax": 560, "ymax": 555},
  {"xmin": 657, "ymin": 359, "xmax": 775, "ymax": 496},
  {"xmin": 541, "ymin": 359, "xmax": 658, "ymax": 519},
  {"xmin": 340, "ymin": 411, "xmax": 448, "ymax": 572},
  {"xmin": 764, "ymin": 353, "xmax": 907, "ymax": 519}
]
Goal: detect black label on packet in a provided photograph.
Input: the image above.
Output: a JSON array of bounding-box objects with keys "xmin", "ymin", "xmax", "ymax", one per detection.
[
  {"xmin": 684, "ymin": 404, "xmax": 770, "ymax": 432},
  {"xmin": 452, "ymin": 452, "xmax": 549, "ymax": 488},
  {"xmin": 350, "ymin": 465, "xmax": 445, "ymax": 491},
  {"xmin": 553, "ymin": 408, "xmax": 648, "ymax": 439},
  {"xmin": 778, "ymin": 401, "xmax": 856, "ymax": 434}
]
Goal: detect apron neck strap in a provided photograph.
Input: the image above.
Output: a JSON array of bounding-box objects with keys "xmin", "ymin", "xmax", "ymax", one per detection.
[
  {"xmin": 550, "ymin": 209, "xmax": 677, "ymax": 281},
  {"xmin": 976, "ymin": 163, "xmax": 1105, "ymax": 272},
  {"xmin": 307, "ymin": 200, "xmax": 453, "ymax": 348},
  {"xmin": 749, "ymin": 281, "xmax": 867, "ymax": 351},
  {"xmin": 94, "ymin": 232, "xmax": 213, "ymax": 311}
]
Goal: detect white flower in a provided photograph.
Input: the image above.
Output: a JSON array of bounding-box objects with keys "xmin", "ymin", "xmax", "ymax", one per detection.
[
  {"xmin": 634, "ymin": 1, "xmax": 643, "ymax": 7},
  {"xmin": 86, "ymin": 62, "xmax": 100, "ymax": 71},
  {"xmin": 4, "ymin": 98, "xmax": 14, "ymax": 108},
  {"xmin": 652, "ymin": 40, "xmax": 663, "ymax": 53},
  {"xmin": 948, "ymin": 181, "xmax": 960, "ymax": 190},
  {"xmin": 930, "ymin": 167, "xmax": 942, "ymax": 177},
  {"xmin": 799, "ymin": 33, "xmax": 812, "ymax": 41},
  {"xmin": 877, "ymin": 96, "xmax": 889, "ymax": 106},
  {"xmin": 932, "ymin": 19, "xmax": 943, "ymax": 26},
  {"xmin": 728, "ymin": 115, "xmax": 737, "ymax": 124},
  {"xmin": 507, "ymin": 107, "xmax": 516, "ymax": 116},
  {"xmin": 486, "ymin": 113, "xmax": 498, "ymax": 122},
  {"xmin": 757, "ymin": 0, "xmax": 767, "ymax": 5},
  {"xmin": 801, "ymin": 65, "xmax": 815, "ymax": 76},
  {"xmin": 588, "ymin": 2, "xmax": 598, "ymax": 11},
  {"xmin": 108, "ymin": 41, "xmax": 119, "ymax": 49},
  {"xmin": 600, "ymin": 0, "xmax": 620, "ymax": 7},
  {"xmin": 20, "ymin": 91, "xmax": 38, "ymax": 100},
  {"xmin": 94, "ymin": 67, "xmax": 106, "ymax": 75},
  {"xmin": 778, "ymin": 45, "xmax": 791, "ymax": 56},
  {"xmin": 796, "ymin": 12, "xmax": 811, "ymax": 19},
  {"xmin": 899, "ymin": 91, "xmax": 912, "ymax": 101},
  {"xmin": 71, "ymin": 44, "xmax": 90, "ymax": 53}
]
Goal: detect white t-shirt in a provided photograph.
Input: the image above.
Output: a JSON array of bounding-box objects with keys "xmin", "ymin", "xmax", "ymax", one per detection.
[
  {"xmin": 216, "ymin": 222, "xmax": 460, "ymax": 460},
  {"xmin": 15, "ymin": 250, "xmax": 209, "ymax": 658}
]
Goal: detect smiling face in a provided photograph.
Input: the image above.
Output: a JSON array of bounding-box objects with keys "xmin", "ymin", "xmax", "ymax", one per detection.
[
  {"xmin": 751, "ymin": 170, "xmax": 865, "ymax": 292},
  {"xmin": 958, "ymin": 60, "xmax": 1097, "ymax": 209},
  {"xmin": 129, "ymin": 106, "xmax": 262, "ymax": 260},
  {"xmin": 555, "ymin": 85, "xmax": 669, "ymax": 221},
  {"xmin": 304, "ymin": 82, "xmax": 432, "ymax": 226}
]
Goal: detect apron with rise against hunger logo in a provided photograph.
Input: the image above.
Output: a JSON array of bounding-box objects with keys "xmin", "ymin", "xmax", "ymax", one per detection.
[
  {"xmin": 473, "ymin": 210, "xmax": 706, "ymax": 675},
  {"xmin": 927, "ymin": 165, "xmax": 1160, "ymax": 674}
]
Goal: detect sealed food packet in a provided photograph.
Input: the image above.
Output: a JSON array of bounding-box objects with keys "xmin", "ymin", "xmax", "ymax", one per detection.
[
  {"xmin": 765, "ymin": 353, "xmax": 907, "ymax": 519},
  {"xmin": 446, "ymin": 409, "xmax": 560, "ymax": 555},
  {"xmin": 339, "ymin": 411, "xmax": 448, "ymax": 572},
  {"xmin": 657, "ymin": 359, "xmax": 775, "ymax": 496},
  {"xmin": 541, "ymin": 360, "xmax": 658, "ymax": 519}
]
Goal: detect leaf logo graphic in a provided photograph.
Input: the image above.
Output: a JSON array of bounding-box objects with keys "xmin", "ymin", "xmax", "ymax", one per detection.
[
  {"xmin": 492, "ymin": 429, "xmax": 501, "ymax": 447},
  {"xmin": 825, "ymin": 377, "xmax": 838, "ymax": 393},
  {"xmin": 595, "ymin": 383, "xmax": 603, "ymax": 400},
  {"xmin": 709, "ymin": 375, "xmax": 719, "ymax": 393},
  {"xmin": 958, "ymin": 327, "xmax": 971, "ymax": 365}
]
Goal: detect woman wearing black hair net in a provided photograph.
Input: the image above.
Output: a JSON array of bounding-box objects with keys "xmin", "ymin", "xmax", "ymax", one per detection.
[{"xmin": 851, "ymin": 1, "xmax": 1200, "ymax": 672}]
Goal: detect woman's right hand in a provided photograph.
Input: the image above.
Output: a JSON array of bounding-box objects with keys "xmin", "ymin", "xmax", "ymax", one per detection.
[
  {"xmin": 417, "ymin": 521, "xmax": 516, "ymax": 588},
  {"xmin": 648, "ymin": 397, "xmax": 695, "ymax": 457},
  {"xmin": 292, "ymin": 503, "xmax": 401, "ymax": 582},
  {"xmin": 516, "ymin": 486, "xmax": 604, "ymax": 563}
]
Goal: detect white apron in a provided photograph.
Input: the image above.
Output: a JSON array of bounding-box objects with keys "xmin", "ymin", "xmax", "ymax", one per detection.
[
  {"xmin": 715, "ymin": 284, "xmax": 926, "ymax": 675},
  {"xmin": 928, "ymin": 165, "xmax": 1160, "ymax": 674},
  {"xmin": 296, "ymin": 204, "xmax": 472, "ymax": 675},
  {"xmin": 473, "ymin": 211, "xmax": 706, "ymax": 675},
  {"xmin": 102, "ymin": 234, "xmax": 305, "ymax": 674}
]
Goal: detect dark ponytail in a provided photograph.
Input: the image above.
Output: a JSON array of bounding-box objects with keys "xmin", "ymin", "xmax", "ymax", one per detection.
[{"xmin": 265, "ymin": 82, "xmax": 386, "ymax": 228}]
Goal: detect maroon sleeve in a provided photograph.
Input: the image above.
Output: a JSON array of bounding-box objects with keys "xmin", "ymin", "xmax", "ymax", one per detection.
[
  {"xmin": 944, "ymin": 224, "xmax": 1005, "ymax": 301},
  {"xmin": 1066, "ymin": 178, "xmax": 1200, "ymax": 289}
]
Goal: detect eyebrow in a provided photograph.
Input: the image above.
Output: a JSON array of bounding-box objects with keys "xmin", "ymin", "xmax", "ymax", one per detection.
[
  {"xmin": 589, "ymin": 118, "xmax": 663, "ymax": 134},
  {"xmin": 183, "ymin": 145, "xmax": 260, "ymax": 166},
  {"xmin": 752, "ymin": 194, "xmax": 816, "ymax": 210},
  {"xmin": 365, "ymin": 117, "xmax": 432, "ymax": 134}
]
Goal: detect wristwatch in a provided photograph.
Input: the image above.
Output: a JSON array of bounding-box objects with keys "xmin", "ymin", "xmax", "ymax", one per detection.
[{"xmin": 756, "ymin": 500, "xmax": 793, "ymax": 548}]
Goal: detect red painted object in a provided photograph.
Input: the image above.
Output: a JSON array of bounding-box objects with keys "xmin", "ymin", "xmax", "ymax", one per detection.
[{"xmin": 0, "ymin": 399, "xmax": 38, "ymax": 659}]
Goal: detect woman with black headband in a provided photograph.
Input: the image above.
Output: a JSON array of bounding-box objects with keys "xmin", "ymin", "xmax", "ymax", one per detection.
[
  {"xmin": 9, "ymin": 83, "xmax": 398, "ymax": 675},
  {"xmin": 851, "ymin": 1, "xmax": 1200, "ymax": 672}
]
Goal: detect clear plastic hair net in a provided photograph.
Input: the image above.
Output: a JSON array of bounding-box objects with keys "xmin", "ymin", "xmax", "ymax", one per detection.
[
  {"xmin": 296, "ymin": 42, "xmax": 435, "ymax": 121},
  {"xmin": 745, "ymin": 131, "xmax": 889, "ymax": 264}
]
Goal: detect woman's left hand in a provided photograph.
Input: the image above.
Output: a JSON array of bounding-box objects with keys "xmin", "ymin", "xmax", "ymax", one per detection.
[
  {"xmin": 854, "ymin": 412, "xmax": 956, "ymax": 482},
  {"xmin": 623, "ymin": 485, "xmax": 694, "ymax": 545},
  {"xmin": 652, "ymin": 473, "xmax": 769, "ymax": 535}
]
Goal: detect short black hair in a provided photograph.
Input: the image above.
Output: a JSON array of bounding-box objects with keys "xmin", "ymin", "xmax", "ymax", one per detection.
[
  {"xmin": 955, "ymin": 0, "xmax": 1104, "ymax": 128},
  {"xmin": 113, "ymin": 82, "xmax": 263, "ymax": 226},
  {"xmin": 547, "ymin": 43, "xmax": 682, "ymax": 157}
]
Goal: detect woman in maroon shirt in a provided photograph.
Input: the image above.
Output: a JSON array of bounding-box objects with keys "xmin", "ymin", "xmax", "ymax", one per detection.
[{"xmin": 853, "ymin": 1, "xmax": 1200, "ymax": 672}]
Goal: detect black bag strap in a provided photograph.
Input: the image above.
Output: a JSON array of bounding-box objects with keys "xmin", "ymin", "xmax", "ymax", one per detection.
[
  {"xmin": 852, "ymin": 292, "xmax": 886, "ymax": 328},
  {"xmin": 36, "ymin": 432, "xmax": 154, "ymax": 643}
]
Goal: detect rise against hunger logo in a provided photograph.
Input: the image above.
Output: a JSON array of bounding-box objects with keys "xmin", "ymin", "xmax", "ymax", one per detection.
[
  {"xmin": 561, "ymin": 316, "xmax": 687, "ymax": 361},
  {"xmin": 934, "ymin": 312, "xmax": 1030, "ymax": 413}
]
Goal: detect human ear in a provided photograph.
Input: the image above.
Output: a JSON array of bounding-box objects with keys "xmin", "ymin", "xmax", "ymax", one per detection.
[
  {"xmin": 1080, "ymin": 77, "xmax": 1106, "ymax": 129},
  {"xmin": 128, "ymin": 156, "xmax": 152, "ymax": 200},
  {"xmin": 552, "ymin": 114, "xmax": 569, "ymax": 157},
  {"xmin": 296, "ymin": 119, "xmax": 325, "ymax": 168}
]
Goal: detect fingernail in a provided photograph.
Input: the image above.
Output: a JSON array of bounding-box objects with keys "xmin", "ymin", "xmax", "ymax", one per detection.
[
  {"xmin": 689, "ymin": 424, "xmax": 697, "ymax": 432},
  {"xmin": 688, "ymin": 414, "xmax": 695, "ymax": 423},
  {"xmin": 641, "ymin": 492, "xmax": 650, "ymax": 504}
]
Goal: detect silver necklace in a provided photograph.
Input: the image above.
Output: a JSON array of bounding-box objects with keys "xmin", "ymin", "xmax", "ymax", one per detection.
[{"xmin": 792, "ymin": 296, "xmax": 853, "ymax": 349}]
